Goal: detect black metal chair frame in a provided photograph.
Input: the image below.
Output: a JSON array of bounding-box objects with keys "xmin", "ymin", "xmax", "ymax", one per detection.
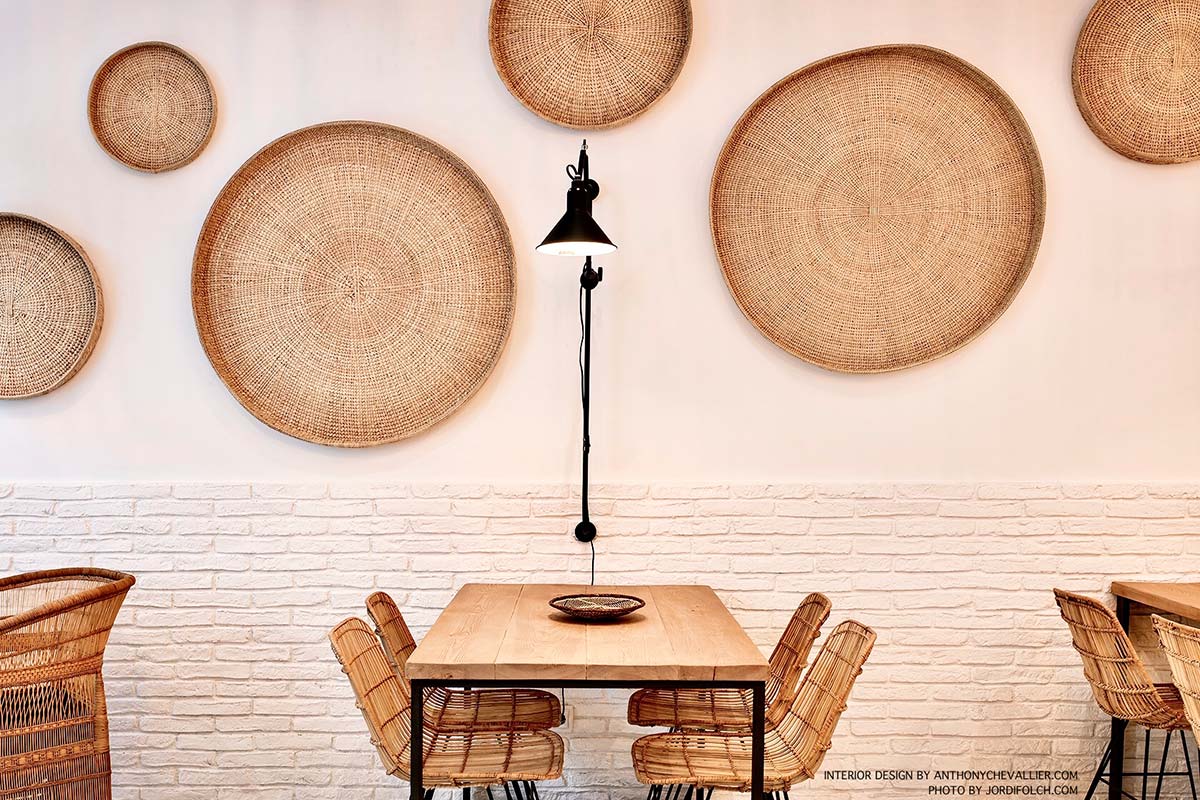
[{"xmin": 1085, "ymin": 728, "xmax": 1198, "ymax": 800}]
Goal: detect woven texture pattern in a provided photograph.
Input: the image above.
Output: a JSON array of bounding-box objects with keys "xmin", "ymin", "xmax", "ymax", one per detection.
[
  {"xmin": 329, "ymin": 617, "xmax": 564, "ymax": 787},
  {"xmin": 365, "ymin": 592, "xmax": 561, "ymax": 732},
  {"xmin": 711, "ymin": 45, "xmax": 1045, "ymax": 374},
  {"xmin": 0, "ymin": 568, "xmax": 135, "ymax": 800},
  {"xmin": 489, "ymin": 0, "xmax": 691, "ymax": 129},
  {"xmin": 1074, "ymin": 0, "xmax": 1200, "ymax": 164},
  {"xmin": 631, "ymin": 620, "xmax": 875, "ymax": 792},
  {"xmin": 628, "ymin": 592, "xmax": 831, "ymax": 731},
  {"xmin": 193, "ymin": 121, "xmax": 515, "ymax": 447},
  {"xmin": 0, "ymin": 214, "xmax": 103, "ymax": 399},
  {"xmin": 88, "ymin": 42, "xmax": 216, "ymax": 173},
  {"xmin": 1154, "ymin": 615, "xmax": 1200, "ymax": 741},
  {"xmin": 1053, "ymin": 589, "xmax": 1189, "ymax": 730}
]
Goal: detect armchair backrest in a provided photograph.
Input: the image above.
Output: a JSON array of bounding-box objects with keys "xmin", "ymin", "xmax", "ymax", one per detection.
[{"xmin": 767, "ymin": 592, "xmax": 832, "ymax": 722}]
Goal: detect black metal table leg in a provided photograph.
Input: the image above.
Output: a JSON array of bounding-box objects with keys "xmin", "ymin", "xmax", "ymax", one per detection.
[
  {"xmin": 412, "ymin": 679, "xmax": 426, "ymax": 800},
  {"xmin": 1110, "ymin": 597, "xmax": 1132, "ymax": 800},
  {"xmin": 752, "ymin": 680, "xmax": 766, "ymax": 800}
]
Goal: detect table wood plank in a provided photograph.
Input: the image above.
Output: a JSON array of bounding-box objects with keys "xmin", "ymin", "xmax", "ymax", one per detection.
[
  {"xmin": 651, "ymin": 585, "xmax": 770, "ymax": 680},
  {"xmin": 493, "ymin": 584, "xmax": 588, "ymax": 680},
  {"xmin": 407, "ymin": 583, "xmax": 520, "ymax": 680},
  {"xmin": 1112, "ymin": 581, "xmax": 1200, "ymax": 621}
]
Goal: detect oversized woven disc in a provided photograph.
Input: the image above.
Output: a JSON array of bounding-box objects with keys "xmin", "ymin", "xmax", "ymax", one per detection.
[
  {"xmin": 88, "ymin": 41, "xmax": 216, "ymax": 172},
  {"xmin": 711, "ymin": 45, "xmax": 1045, "ymax": 373},
  {"xmin": 1074, "ymin": 0, "xmax": 1200, "ymax": 163},
  {"xmin": 0, "ymin": 214, "xmax": 103, "ymax": 398},
  {"xmin": 489, "ymin": 0, "xmax": 692, "ymax": 129},
  {"xmin": 193, "ymin": 121, "xmax": 514, "ymax": 447}
]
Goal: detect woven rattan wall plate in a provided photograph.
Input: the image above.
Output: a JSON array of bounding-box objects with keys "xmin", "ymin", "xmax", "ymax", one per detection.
[
  {"xmin": 711, "ymin": 45, "xmax": 1045, "ymax": 374},
  {"xmin": 489, "ymin": 0, "xmax": 692, "ymax": 129},
  {"xmin": 0, "ymin": 213, "xmax": 103, "ymax": 398},
  {"xmin": 1073, "ymin": 0, "xmax": 1200, "ymax": 164},
  {"xmin": 88, "ymin": 41, "xmax": 217, "ymax": 173},
  {"xmin": 193, "ymin": 121, "xmax": 515, "ymax": 447}
]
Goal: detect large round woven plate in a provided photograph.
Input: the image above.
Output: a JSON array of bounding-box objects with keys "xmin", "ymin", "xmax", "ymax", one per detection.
[
  {"xmin": 489, "ymin": 0, "xmax": 692, "ymax": 129},
  {"xmin": 193, "ymin": 121, "xmax": 515, "ymax": 447},
  {"xmin": 0, "ymin": 214, "xmax": 103, "ymax": 398},
  {"xmin": 1074, "ymin": 0, "xmax": 1200, "ymax": 163},
  {"xmin": 88, "ymin": 41, "xmax": 216, "ymax": 173},
  {"xmin": 711, "ymin": 45, "xmax": 1045, "ymax": 374}
]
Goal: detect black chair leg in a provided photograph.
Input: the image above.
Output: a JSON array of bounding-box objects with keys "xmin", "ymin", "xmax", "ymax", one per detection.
[
  {"xmin": 1085, "ymin": 744, "xmax": 1113, "ymax": 800},
  {"xmin": 1143, "ymin": 728, "xmax": 1151, "ymax": 800},
  {"xmin": 1184, "ymin": 731, "xmax": 1198, "ymax": 800},
  {"xmin": 502, "ymin": 783, "xmax": 514, "ymax": 800},
  {"xmin": 1154, "ymin": 731, "xmax": 1172, "ymax": 800},
  {"xmin": 486, "ymin": 787, "xmax": 496, "ymax": 800}
]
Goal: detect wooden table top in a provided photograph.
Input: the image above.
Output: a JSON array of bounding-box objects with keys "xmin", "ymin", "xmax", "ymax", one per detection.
[
  {"xmin": 1112, "ymin": 581, "xmax": 1200, "ymax": 620},
  {"xmin": 407, "ymin": 583, "xmax": 771, "ymax": 682}
]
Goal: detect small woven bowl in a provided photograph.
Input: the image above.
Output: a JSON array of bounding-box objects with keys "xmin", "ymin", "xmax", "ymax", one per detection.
[{"xmin": 549, "ymin": 593, "xmax": 645, "ymax": 621}]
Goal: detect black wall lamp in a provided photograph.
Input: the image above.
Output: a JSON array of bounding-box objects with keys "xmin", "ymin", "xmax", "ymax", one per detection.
[{"xmin": 538, "ymin": 141, "xmax": 617, "ymax": 544}]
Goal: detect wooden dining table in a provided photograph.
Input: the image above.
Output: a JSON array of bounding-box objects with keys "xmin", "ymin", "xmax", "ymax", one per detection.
[
  {"xmin": 406, "ymin": 583, "xmax": 771, "ymax": 800},
  {"xmin": 1107, "ymin": 581, "xmax": 1200, "ymax": 800}
]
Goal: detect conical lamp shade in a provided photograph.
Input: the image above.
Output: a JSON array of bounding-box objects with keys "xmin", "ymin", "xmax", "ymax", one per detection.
[{"xmin": 536, "ymin": 208, "xmax": 617, "ymax": 257}]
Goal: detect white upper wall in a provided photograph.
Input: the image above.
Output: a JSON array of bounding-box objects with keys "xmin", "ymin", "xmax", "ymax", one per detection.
[{"xmin": 1, "ymin": 0, "xmax": 1197, "ymax": 482}]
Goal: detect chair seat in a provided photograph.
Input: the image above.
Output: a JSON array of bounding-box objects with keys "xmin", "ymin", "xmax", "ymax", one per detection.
[
  {"xmin": 631, "ymin": 730, "xmax": 804, "ymax": 792},
  {"xmin": 417, "ymin": 728, "xmax": 564, "ymax": 787},
  {"xmin": 427, "ymin": 687, "xmax": 561, "ymax": 732},
  {"xmin": 1152, "ymin": 683, "xmax": 1192, "ymax": 729},
  {"xmin": 628, "ymin": 687, "xmax": 755, "ymax": 731}
]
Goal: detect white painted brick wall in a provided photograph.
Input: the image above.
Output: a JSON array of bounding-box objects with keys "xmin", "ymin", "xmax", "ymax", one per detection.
[{"xmin": 2, "ymin": 482, "xmax": 1197, "ymax": 800}]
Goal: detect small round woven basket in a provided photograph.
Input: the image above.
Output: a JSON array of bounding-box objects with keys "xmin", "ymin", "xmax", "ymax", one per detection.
[
  {"xmin": 1073, "ymin": 0, "xmax": 1200, "ymax": 164},
  {"xmin": 549, "ymin": 593, "xmax": 645, "ymax": 621},
  {"xmin": 192, "ymin": 121, "xmax": 515, "ymax": 447},
  {"xmin": 489, "ymin": 0, "xmax": 692, "ymax": 129},
  {"xmin": 88, "ymin": 41, "xmax": 216, "ymax": 173},
  {"xmin": 711, "ymin": 45, "xmax": 1045, "ymax": 374},
  {"xmin": 0, "ymin": 213, "xmax": 103, "ymax": 398}
]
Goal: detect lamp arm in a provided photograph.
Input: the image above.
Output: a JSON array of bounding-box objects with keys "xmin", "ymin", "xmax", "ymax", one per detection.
[{"xmin": 575, "ymin": 256, "xmax": 602, "ymax": 544}]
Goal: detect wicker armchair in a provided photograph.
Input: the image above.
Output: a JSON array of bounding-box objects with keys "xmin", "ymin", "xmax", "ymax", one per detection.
[
  {"xmin": 629, "ymin": 592, "xmax": 831, "ymax": 732},
  {"xmin": 631, "ymin": 620, "xmax": 875, "ymax": 795},
  {"xmin": 329, "ymin": 617, "xmax": 564, "ymax": 794},
  {"xmin": 0, "ymin": 568, "xmax": 135, "ymax": 800},
  {"xmin": 1053, "ymin": 589, "xmax": 1194, "ymax": 800},
  {"xmin": 366, "ymin": 592, "xmax": 561, "ymax": 731}
]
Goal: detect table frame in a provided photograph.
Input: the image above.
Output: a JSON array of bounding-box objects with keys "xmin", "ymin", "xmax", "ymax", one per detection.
[
  {"xmin": 409, "ymin": 678, "xmax": 767, "ymax": 800},
  {"xmin": 1109, "ymin": 595, "xmax": 1131, "ymax": 800}
]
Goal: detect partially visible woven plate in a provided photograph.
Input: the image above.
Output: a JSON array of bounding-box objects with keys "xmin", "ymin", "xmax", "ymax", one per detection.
[
  {"xmin": 711, "ymin": 45, "xmax": 1045, "ymax": 373},
  {"xmin": 88, "ymin": 41, "xmax": 216, "ymax": 172},
  {"xmin": 0, "ymin": 214, "xmax": 103, "ymax": 398},
  {"xmin": 1074, "ymin": 0, "xmax": 1200, "ymax": 163},
  {"xmin": 550, "ymin": 593, "xmax": 645, "ymax": 620},
  {"xmin": 193, "ymin": 121, "xmax": 514, "ymax": 447},
  {"xmin": 489, "ymin": 0, "xmax": 692, "ymax": 129}
]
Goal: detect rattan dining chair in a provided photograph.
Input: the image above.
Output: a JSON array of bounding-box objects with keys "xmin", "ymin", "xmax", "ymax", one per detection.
[
  {"xmin": 631, "ymin": 620, "xmax": 875, "ymax": 798},
  {"xmin": 330, "ymin": 617, "xmax": 564, "ymax": 799},
  {"xmin": 1053, "ymin": 589, "xmax": 1197, "ymax": 800},
  {"xmin": 0, "ymin": 568, "xmax": 136, "ymax": 800},
  {"xmin": 628, "ymin": 592, "xmax": 831, "ymax": 732},
  {"xmin": 1155, "ymin": 615, "xmax": 1200, "ymax": 738},
  {"xmin": 366, "ymin": 591, "xmax": 561, "ymax": 731}
]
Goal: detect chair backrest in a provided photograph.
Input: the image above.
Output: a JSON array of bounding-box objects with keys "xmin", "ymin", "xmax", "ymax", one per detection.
[
  {"xmin": 0, "ymin": 568, "xmax": 135, "ymax": 672},
  {"xmin": 1154, "ymin": 614, "xmax": 1200, "ymax": 740},
  {"xmin": 329, "ymin": 617, "xmax": 412, "ymax": 779},
  {"xmin": 774, "ymin": 619, "xmax": 876, "ymax": 781},
  {"xmin": 1053, "ymin": 588, "xmax": 1179, "ymax": 726},
  {"xmin": 766, "ymin": 592, "xmax": 832, "ymax": 721},
  {"xmin": 366, "ymin": 591, "xmax": 418, "ymax": 681}
]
